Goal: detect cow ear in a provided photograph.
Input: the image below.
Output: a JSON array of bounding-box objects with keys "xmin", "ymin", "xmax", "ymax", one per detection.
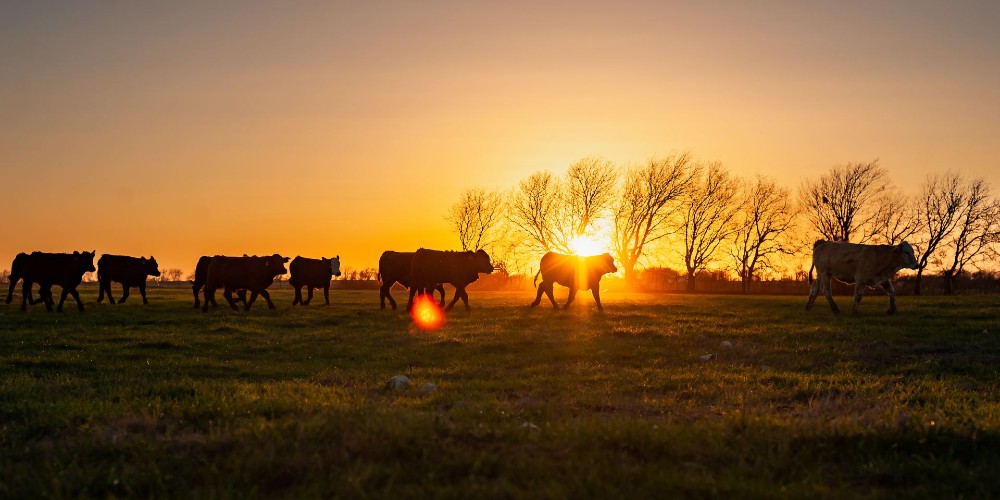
[
  {"xmin": 141, "ymin": 257, "xmax": 146, "ymax": 263},
  {"xmin": 336, "ymin": 255, "xmax": 340, "ymax": 259},
  {"xmin": 284, "ymin": 257, "xmax": 290, "ymax": 262}
]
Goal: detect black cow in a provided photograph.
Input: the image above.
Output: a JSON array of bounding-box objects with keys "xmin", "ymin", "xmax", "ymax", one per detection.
[
  {"xmin": 377, "ymin": 250, "xmax": 445, "ymax": 310},
  {"xmin": 531, "ymin": 252, "xmax": 617, "ymax": 310},
  {"xmin": 191, "ymin": 255, "xmax": 248, "ymax": 308},
  {"xmin": 202, "ymin": 254, "xmax": 289, "ymax": 312},
  {"xmin": 18, "ymin": 251, "xmax": 97, "ymax": 312},
  {"xmin": 5, "ymin": 253, "xmax": 33, "ymax": 305},
  {"xmin": 289, "ymin": 255, "xmax": 342, "ymax": 306},
  {"xmin": 406, "ymin": 249, "xmax": 493, "ymax": 312},
  {"xmin": 96, "ymin": 254, "xmax": 161, "ymax": 305}
]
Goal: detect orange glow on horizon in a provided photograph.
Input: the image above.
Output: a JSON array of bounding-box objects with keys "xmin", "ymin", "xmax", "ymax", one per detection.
[{"xmin": 410, "ymin": 294, "xmax": 445, "ymax": 331}]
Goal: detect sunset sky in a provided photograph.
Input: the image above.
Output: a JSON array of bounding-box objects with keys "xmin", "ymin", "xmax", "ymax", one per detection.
[{"xmin": 2, "ymin": 1, "xmax": 998, "ymax": 274}]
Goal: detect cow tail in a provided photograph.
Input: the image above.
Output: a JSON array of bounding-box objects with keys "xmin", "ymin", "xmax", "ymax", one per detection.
[
  {"xmin": 808, "ymin": 263, "xmax": 814, "ymax": 284},
  {"xmin": 533, "ymin": 270, "xmax": 541, "ymax": 288}
]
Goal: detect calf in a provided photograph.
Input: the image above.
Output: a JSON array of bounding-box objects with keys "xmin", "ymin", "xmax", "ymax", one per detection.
[
  {"xmin": 806, "ymin": 240, "xmax": 919, "ymax": 315},
  {"xmin": 289, "ymin": 255, "xmax": 342, "ymax": 305},
  {"xmin": 377, "ymin": 250, "xmax": 445, "ymax": 310},
  {"xmin": 531, "ymin": 252, "xmax": 617, "ymax": 310},
  {"xmin": 18, "ymin": 251, "xmax": 97, "ymax": 312},
  {"xmin": 96, "ymin": 254, "xmax": 161, "ymax": 304},
  {"xmin": 406, "ymin": 249, "xmax": 494, "ymax": 312},
  {"xmin": 202, "ymin": 254, "xmax": 289, "ymax": 312}
]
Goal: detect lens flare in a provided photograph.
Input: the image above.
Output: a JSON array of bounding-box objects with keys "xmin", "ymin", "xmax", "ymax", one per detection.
[{"xmin": 410, "ymin": 294, "xmax": 445, "ymax": 331}]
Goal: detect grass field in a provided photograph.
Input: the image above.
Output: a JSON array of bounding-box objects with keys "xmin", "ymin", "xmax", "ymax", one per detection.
[{"xmin": 2, "ymin": 286, "xmax": 999, "ymax": 498}]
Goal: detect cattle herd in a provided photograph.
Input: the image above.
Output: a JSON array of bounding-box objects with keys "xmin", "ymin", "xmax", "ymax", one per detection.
[{"xmin": 3, "ymin": 241, "xmax": 921, "ymax": 316}]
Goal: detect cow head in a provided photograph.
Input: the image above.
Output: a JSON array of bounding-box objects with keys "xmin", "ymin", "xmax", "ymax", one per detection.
[
  {"xmin": 895, "ymin": 241, "xmax": 919, "ymax": 270},
  {"xmin": 265, "ymin": 253, "xmax": 290, "ymax": 276},
  {"xmin": 473, "ymin": 249, "xmax": 493, "ymax": 275},
  {"xmin": 587, "ymin": 252, "xmax": 618, "ymax": 276},
  {"xmin": 75, "ymin": 250, "xmax": 97, "ymax": 273},
  {"xmin": 328, "ymin": 255, "xmax": 342, "ymax": 277},
  {"xmin": 143, "ymin": 256, "xmax": 161, "ymax": 277}
]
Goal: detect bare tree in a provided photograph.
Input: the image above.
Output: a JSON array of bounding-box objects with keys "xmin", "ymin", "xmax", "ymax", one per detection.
[
  {"xmin": 611, "ymin": 153, "xmax": 698, "ymax": 288},
  {"xmin": 564, "ymin": 156, "xmax": 617, "ymax": 236},
  {"xmin": 913, "ymin": 172, "xmax": 966, "ymax": 295},
  {"xmin": 507, "ymin": 171, "xmax": 572, "ymax": 254},
  {"xmin": 160, "ymin": 268, "xmax": 183, "ymax": 283},
  {"xmin": 869, "ymin": 192, "xmax": 920, "ymax": 245},
  {"xmin": 681, "ymin": 162, "xmax": 740, "ymax": 292},
  {"xmin": 799, "ymin": 159, "xmax": 890, "ymax": 242},
  {"xmin": 446, "ymin": 187, "xmax": 504, "ymax": 251},
  {"xmin": 0, "ymin": 269, "xmax": 9, "ymax": 285},
  {"xmin": 729, "ymin": 175, "xmax": 797, "ymax": 294},
  {"xmin": 942, "ymin": 178, "xmax": 999, "ymax": 294}
]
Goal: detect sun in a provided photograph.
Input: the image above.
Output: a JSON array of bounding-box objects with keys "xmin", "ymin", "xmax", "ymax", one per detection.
[{"xmin": 568, "ymin": 234, "xmax": 607, "ymax": 256}]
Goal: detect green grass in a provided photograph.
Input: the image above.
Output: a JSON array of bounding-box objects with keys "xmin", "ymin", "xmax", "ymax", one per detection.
[{"xmin": 2, "ymin": 286, "xmax": 999, "ymax": 498}]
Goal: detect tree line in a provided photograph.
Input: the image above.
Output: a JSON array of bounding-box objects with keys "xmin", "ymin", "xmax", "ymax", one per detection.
[{"xmin": 446, "ymin": 156, "xmax": 1000, "ymax": 295}]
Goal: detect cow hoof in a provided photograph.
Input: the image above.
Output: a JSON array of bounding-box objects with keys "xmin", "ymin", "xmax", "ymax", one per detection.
[{"xmin": 886, "ymin": 309, "xmax": 896, "ymax": 316}]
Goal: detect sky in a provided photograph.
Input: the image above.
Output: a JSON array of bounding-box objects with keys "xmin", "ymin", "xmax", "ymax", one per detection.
[{"xmin": 2, "ymin": 0, "xmax": 998, "ymax": 274}]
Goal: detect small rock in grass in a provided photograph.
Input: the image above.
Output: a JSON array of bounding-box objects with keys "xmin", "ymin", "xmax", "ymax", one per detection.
[
  {"xmin": 699, "ymin": 353, "xmax": 715, "ymax": 362},
  {"xmin": 521, "ymin": 422, "xmax": 540, "ymax": 432},
  {"xmin": 418, "ymin": 382, "xmax": 438, "ymax": 394},
  {"xmin": 720, "ymin": 340, "xmax": 733, "ymax": 349},
  {"xmin": 387, "ymin": 375, "xmax": 410, "ymax": 391},
  {"xmin": 984, "ymin": 329, "xmax": 990, "ymax": 335}
]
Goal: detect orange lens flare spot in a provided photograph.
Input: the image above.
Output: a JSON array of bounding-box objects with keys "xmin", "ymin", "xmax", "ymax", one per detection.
[{"xmin": 410, "ymin": 294, "xmax": 445, "ymax": 331}]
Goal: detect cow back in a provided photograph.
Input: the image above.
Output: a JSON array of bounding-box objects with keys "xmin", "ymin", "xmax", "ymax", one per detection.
[
  {"xmin": 410, "ymin": 248, "xmax": 492, "ymax": 288},
  {"xmin": 22, "ymin": 251, "xmax": 96, "ymax": 287}
]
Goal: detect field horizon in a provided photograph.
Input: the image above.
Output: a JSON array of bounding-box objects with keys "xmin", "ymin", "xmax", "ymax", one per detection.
[{"xmin": 2, "ymin": 288, "xmax": 998, "ymax": 497}]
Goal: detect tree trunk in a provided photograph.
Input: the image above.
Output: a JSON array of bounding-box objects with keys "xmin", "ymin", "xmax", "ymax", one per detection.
[
  {"xmin": 686, "ymin": 269, "xmax": 696, "ymax": 292},
  {"xmin": 943, "ymin": 270, "xmax": 954, "ymax": 295},
  {"xmin": 914, "ymin": 267, "xmax": 924, "ymax": 296},
  {"xmin": 622, "ymin": 262, "xmax": 638, "ymax": 291},
  {"xmin": 742, "ymin": 277, "xmax": 751, "ymax": 294}
]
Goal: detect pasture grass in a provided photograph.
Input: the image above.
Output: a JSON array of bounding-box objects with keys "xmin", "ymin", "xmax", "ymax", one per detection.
[{"xmin": 1, "ymin": 286, "xmax": 999, "ymax": 498}]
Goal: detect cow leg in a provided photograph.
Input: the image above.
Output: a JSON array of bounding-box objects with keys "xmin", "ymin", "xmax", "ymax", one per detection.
[
  {"xmin": 406, "ymin": 287, "xmax": 418, "ymax": 312},
  {"xmin": 245, "ymin": 290, "xmax": 259, "ymax": 311},
  {"xmin": 20, "ymin": 282, "xmax": 31, "ymax": 312},
  {"xmin": 380, "ymin": 284, "xmax": 395, "ymax": 310},
  {"xmin": 544, "ymin": 282, "xmax": 559, "ymax": 309},
  {"xmin": 5, "ymin": 279, "xmax": 16, "ymax": 304},
  {"xmin": 530, "ymin": 283, "xmax": 545, "ymax": 307},
  {"xmin": 117, "ymin": 286, "xmax": 131, "ymax": 304},
  {"xmin": 193, "ymin": 284, "xmax": 201, "ymax": 309},
  {"xmin": 459, "ymin": 288, "xmax": 471, "ymax": 312},
  {"xmin": 436, "ymin": 285, "xmax": 446, "ymax": 307},
  {"xmin": 203, "ymin": 287, "xmax": 218, "ymax": 312},
  {"xmin": 96, "ymin": 280, "xmax": 106, "ymax": 303},
  {"xmin": 805, "ymin": 278, "xmax": 821, "ymax": 311},
  {"xmin": 139, "ymin": 283, "xmax": 149, "ymax": 304},
  {"xmin": 292, "ymin": 286, "xmax": 302, "ymax": 306},
  {"xmin": 851, "ymin": 282, "xmax": 864, "ymax": 315},
  {"xmin": 323, "ymin": 286, "xmax": 330, "ymax": 305},
  {"xmin": 883, "ymin": 281, "xmax": 897, "ymax": 315},
  {"xmin": 821, "ymin": 275, "xmax": 839, "ymax": 314},
  {"xmin": 69, "ymin": 288, "xmax": 84, "ymax": 311},
  {"xmin": 56, "ymin": 287, "xmax": 70, "ymax": 313},
  {"xmin": 303, "ymin": 287, "xmax": 314, "ymax": 306},
  {"xmin": 444, "ymin": 288, "xmax": 463, "ymax": 312},
  {"xmin": 592, "ymin": 287, "xmax": 604, "ymax": 310},
  {"xmin": 564, "ymin": 286, "xmax": 578, "ymax": 309},
  {"xmin": 259, "ymin": 289, "xmax": 276, "ymax": 310}
]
